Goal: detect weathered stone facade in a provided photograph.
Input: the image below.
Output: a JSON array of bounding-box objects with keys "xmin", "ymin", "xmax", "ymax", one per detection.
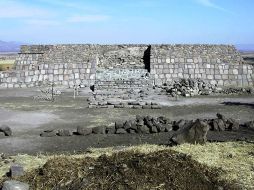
[
  {"xmin": 0, "ymin": 44, "xmax": 253, "ymax": 88},
  {"xmin": 151, "ymin": 45, "xmax": 253, "ymax": 86}
]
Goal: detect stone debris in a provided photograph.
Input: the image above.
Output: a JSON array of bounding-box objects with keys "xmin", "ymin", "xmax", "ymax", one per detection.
[
  {"xmin": 0, "ymin": 132, "xmax": 6, "ymax": 137},
  {"xmin": 244, "ymin": 121, "xmax": 254, "ymax": 130},
  {"xmin": 0, "ymin": 125, "xmax": 12, "ymax": 136},
  {"xmin": 92, "ymin": 126, "xmax": 106, "ymax": 134},
  {"xmin": 161, "ymin": 78, "xmax": 218, "ymax": 97},
  {"xmin": 40, "ymin": 130, "xmax": 56, "ymax": 137},
  {"xmin": 39, "ymin": 113, "xmax": 246, "ymax": 139},
  {"xmin": 170, "ymin": 119, "xmax": 210, "ymax": 145},
  {"xmin": 76, "ymin": 126, "xmax": 93, "ymax": 136},
  {"xmin": 2, "ymin": 180, "xmax": 29, "ymax": 190},
  {"xmin": 57, "ymin": 129, "xmax": 73, "ymax": 136},
  {"xmin": 219, "ymin": 87, "xmax": 254, "ymax": 95},
  {"xmin": 207, "ymin": 113, "xmax": 240, "ymax": 131}
]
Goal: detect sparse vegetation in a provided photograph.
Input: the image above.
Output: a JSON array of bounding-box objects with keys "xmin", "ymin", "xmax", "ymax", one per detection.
[{"xmin": 0, "ymin": 60, "xmax": 15, "ymax": 71}]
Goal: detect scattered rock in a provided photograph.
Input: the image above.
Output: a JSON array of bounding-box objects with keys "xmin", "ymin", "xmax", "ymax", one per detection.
[
  {"xmin": 123, "ymin": 120, "xmax": 132, "ymax": 130},
  {"xmin": 116, "ymin": 128, "xmax": 127, "ymax": 134},
  {"xmin": 0, "ymin": 132, "xmax": 5, "ymax": 137},
  {"xmin": 212, "ymin": 119, "xmax": 225, "ymax": 131},
  {"xmin": 40, "ymin": 130, "xmax": 56, "ymax": 137},
  {"xmin": 77, "ymin": 126, "xmax": 92, "ymax": 136},
  {"xmin": 137, "ymin": 125, "xmax": 150, "ymax": 134},
  {"xmin": 149, "ymin": 125, "xmax": 158, "ymax": 133},
  {"xmin": 106, "ymin": 125, "xmax": 116, "ymax": 134},
  {"xmin": 128, "ymin": 129, "xmax": 136, "ymax": 134},
  {"xmin": 0, "ymin": 125, "xmax": 12, "ymax": 136},
  {"xmin": 151, "ymin": 105, "xmax": 162, "ymax": 109},
  {"xmin": 216, "ymin": 113, "xmax": 227, "ymax": 123},
  {"xmin": 10, "ymin": 164, "xmax": 24, "ymax": 177},
  {"xmin": 164, "ymin": 124, "xmax": 173, "ymax": 132},
  {"xmin": 227, "ymin": 118, "xmax": 239, "ymax": 131},
  {"xmin": 245, "ymin": 121, "xmax": 254, "ymax": 130},
  {"xmin": 57, "ymin": 129, "xmax": 73, "ymax": 136},
  {"xmin": 107, "ymin": 100, "xmax": 121, "ymax": 105},
  {"xmin": 92, "ymin": 126, "xmax": 106, "ymax": 134},
  {"xmin": 162, "ymin": 78, "xmax": 218, "ymax": 97},
  {"xmin": 170, "ymin": 119, "xmax": 209, "ymax": 145},
  {"xmin": 2, "ymin": 180, "xmax": 29, "ymax": 190},
  {"xmin": 173, "ymin": 120, "xmax": 186, "ymax": 130},
  {"xmin": 115, "ymin": 121, "xmax": 124, "ymax": 129}
]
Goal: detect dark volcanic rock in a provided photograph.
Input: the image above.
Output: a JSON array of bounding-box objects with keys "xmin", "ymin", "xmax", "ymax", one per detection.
[
  {"xmin": 157, "ymin": 116, "xmax": 169, "ymax": 124},
  {"xmin": 123, "ymin": 120, "xmax": 132, "ymax": 130},
  {"xmin": 0, "ymin": 125, "xmax": 12, "ymax": 136},
  {"xmin": 40, "ymin": 130, "xmax": 56, "ymax": 137},
  {"xmin": 0, "ymin": 132, "xmax": 5, "ymax": 137},
  {"xmin": 216, "ymin": 113, "xmax": 227, "ymax": 122},
  {"xmin": 137, "ymin": 125, "xmax": 150, "ymax": 134},
  {"xmin": 92, "ymin": 126, "xmax": 106, "ymax": 134},
  {"xmin": 170, "ymin": 119, "xmax": 209, "ymax": 145},
  {"xmin": 115, "ymin": 121, "xmax": 124, "ymax": 129},
  {"xmin": 127, "ymin": 129, "xmax": 137, "ymax": 134},
  {"xmin": 136, "ymin": 115, "xmax": 145, "ymax": 121},
  {"xmin": 77, "ymin": 126, "xmax": 93, "ymax": 136},
  {"xmin": 152, "ymin": 119, "xmax": 165, "ymax": 132},
  {"xmin": 57, "ymin": 129, "xmax": 73, "ymax": 136},
  {"xmin": 149, "ymin": 125, "xmax": 158, "ymax": 133},
  {"xmin": 245, "ymin": 121, "xmax": 254, "ymax": 130},
  {"xmin": 212, "ymin": 119, "xmax": 225, "ymax": 131},
  {"xmin": 106, "ymin": 125, "xmax": 116, "ymax": 134},
  {"xmin": 173, "ymin": 120, "xmax": 186, "ymax": 131},
  {"xmin": 226, "ymin": 118, "xmax": 239, "ymax": 131},
  {"xmin": 116, "ymin": 128, "xmax": 127, "ymax": 134},
  {"xmin": 151, "ymin": 105, "xmax": 162, "ymax": 109},
  {"xmin": 164, "ymin": 124, "xmax": 173, "ymax": 132}
]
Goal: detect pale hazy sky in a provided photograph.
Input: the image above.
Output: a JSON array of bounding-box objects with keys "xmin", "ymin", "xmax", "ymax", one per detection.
[{"xmin": 0, "ymin": 0, "xmax": 253, "ymax": 44}]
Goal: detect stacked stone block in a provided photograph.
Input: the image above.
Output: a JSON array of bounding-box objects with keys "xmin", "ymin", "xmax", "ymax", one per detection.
[
  {"xmin": 151, "ymin": 45, "xmax": 254, "ymax": 86},
  {"xmin": 0, "ymin": 44, "xmax": 253, "ymax": 88}
]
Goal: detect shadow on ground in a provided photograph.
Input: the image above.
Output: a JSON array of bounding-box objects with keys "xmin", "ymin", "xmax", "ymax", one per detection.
[{"xmin": 222, "ymin": 101, "xmax": 254, "ymax": 109}]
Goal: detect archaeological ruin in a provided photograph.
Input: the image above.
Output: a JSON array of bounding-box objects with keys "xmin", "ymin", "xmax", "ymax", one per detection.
[{"xmin": 0, "ymin": 44, "xmax": 253, "ymax": 89}]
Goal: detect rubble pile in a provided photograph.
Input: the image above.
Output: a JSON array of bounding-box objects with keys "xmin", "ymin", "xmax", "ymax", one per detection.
[
  {"xmin": 219, "ymin": 87, "xmax": 254, "ymax": 95},
  {"xmin": 161, "ymin": 78, "xmax": 218, "ymax": 97}
]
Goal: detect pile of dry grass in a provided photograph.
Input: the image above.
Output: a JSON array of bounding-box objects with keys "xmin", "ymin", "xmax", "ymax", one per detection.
[
  {"xmin": 1, "ymin": 142, "xmax": 253, "ymax": 190},
  {"xmin": 9, "ymin": 150, "xmax": 227, "ymax": 189}
]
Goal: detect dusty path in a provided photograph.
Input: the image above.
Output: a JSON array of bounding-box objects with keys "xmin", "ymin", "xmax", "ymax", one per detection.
[{"xmin": 0, "ymin": 88, "xmax": 253, "ymax": 155}]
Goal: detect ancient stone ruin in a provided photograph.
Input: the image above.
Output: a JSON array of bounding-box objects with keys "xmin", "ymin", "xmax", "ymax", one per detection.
[
  {"xmin": 0, "ymin": 44, "xmax": 253, "ymax": 88},
  {"xmin": 1, "ymin": 44, "xmax": 253, "ymax": 109}
]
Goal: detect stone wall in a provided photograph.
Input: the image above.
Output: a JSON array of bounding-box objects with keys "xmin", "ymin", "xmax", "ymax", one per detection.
[
  {"xmin": 151, "ymin": 45, "xmax": 254, "ymax": 86},
  {"xmin": 0, "ymin": 44, "xmax": 253, "ymax": 88},
  {"xmin": 95, "ymin": 68, "xmax": 152, "ymax": 90}
]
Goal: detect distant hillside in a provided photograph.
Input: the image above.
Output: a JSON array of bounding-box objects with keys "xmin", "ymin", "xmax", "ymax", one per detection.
[
  {"xmin": 0, "ymin": 40, "xmax": 24, "ymax": 53},
  {"xmin": 235, "ymin": 44, "xmax": 254, "ymax": 52}
]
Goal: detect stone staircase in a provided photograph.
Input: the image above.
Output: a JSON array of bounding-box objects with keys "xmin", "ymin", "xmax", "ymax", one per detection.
[{"xmin": 94, "ymin": 68, "xmax": 153, "ymax": 91}]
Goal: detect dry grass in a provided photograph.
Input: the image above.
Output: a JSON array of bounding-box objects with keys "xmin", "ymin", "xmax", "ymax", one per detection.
[
  {"xmin": 0, "ymin": 60, "xmax": 14, "ymax": 71},
  {"xmin": 0, "ymin": 142, "xmax": 253, "ymax": 189},
  {"xmin": 0, "ymin": 60, "xmax": 15, "ymax": 65},
  {"xmin": 171, "ymin": 141, "xmax": 254, "ymax": 189}
]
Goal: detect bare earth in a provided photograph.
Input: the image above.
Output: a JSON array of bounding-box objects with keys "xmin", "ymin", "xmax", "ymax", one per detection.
[{"xmin": 0, "ymin": 88, "xmax": 253, "ymax": 155}]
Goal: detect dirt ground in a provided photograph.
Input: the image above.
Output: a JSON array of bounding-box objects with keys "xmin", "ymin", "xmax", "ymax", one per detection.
[{"xmin": 0, "ymin": 88, "xmax": 254, "ymax": 155}]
